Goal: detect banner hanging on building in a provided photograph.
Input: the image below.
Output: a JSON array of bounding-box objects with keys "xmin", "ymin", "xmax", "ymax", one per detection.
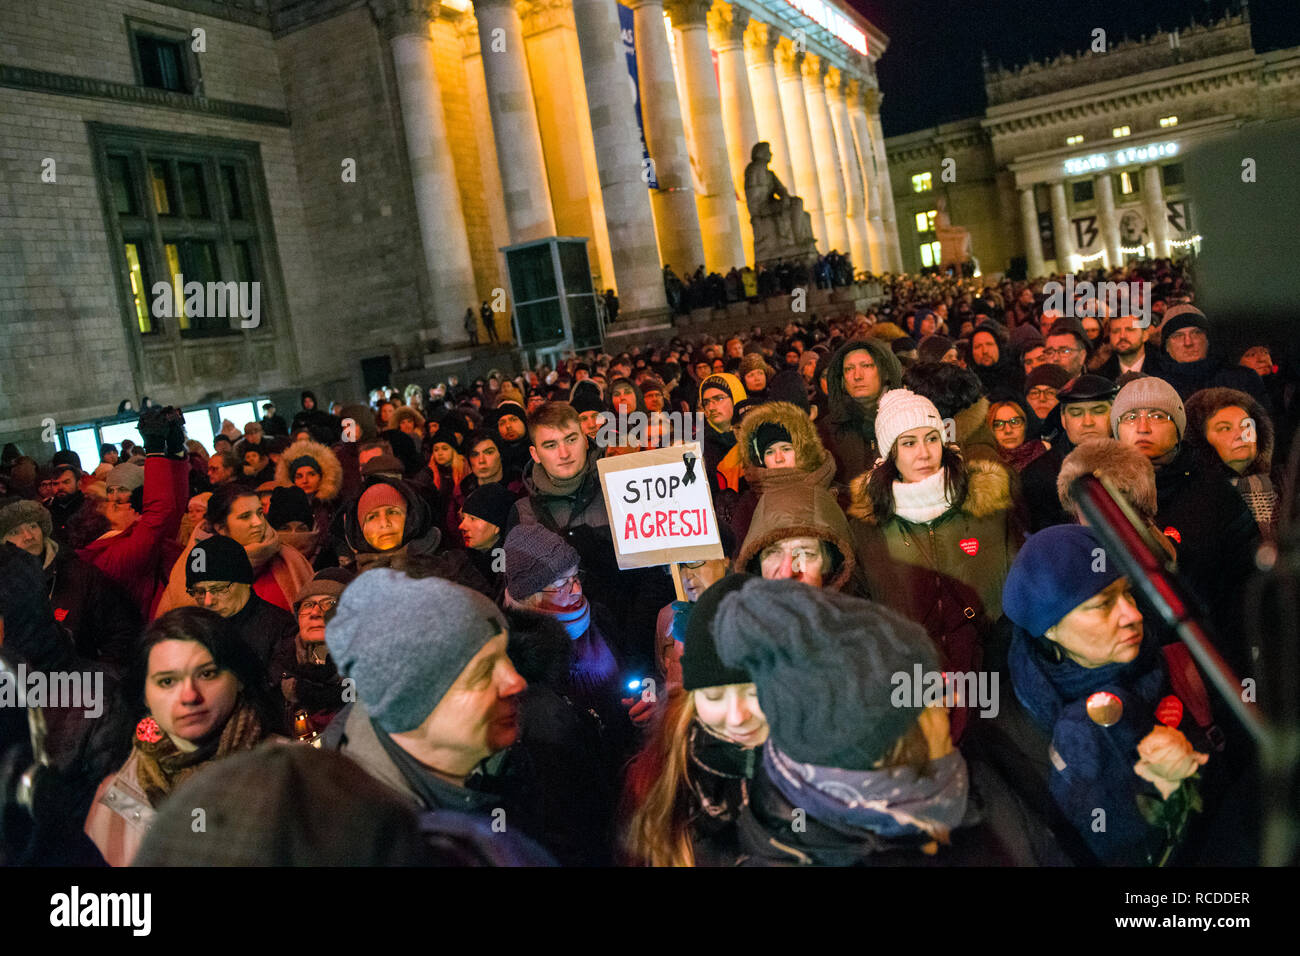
[
  {"xmin": 618, "ymin": 3, "xmax": 659, "ymax": 189},
  {"xmin": 597, "ymin": 443, "xmax": 723, "ymax": 569}
]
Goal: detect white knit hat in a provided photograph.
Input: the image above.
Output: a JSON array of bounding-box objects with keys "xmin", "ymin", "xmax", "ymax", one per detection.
[{"xmin": 874, "ymin": 388, "xmax": 945, "ymax": 457}]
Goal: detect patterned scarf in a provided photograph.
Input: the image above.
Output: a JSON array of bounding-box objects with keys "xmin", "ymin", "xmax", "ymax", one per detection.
[
  {"xmin": 765, "ymin": 742, "xmax": 969, "ymax": 844},
  {"xmin": 133, "ymin": 699, "xmax": 265, "ymax": 807}
]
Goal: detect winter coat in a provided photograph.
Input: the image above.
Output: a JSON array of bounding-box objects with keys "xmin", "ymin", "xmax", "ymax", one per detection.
[
  {"xmin": 817, "ymin": 338, "xmax": 905, "ymax": 487},
  {"xmin": 950, "ymin": 396, "xmax": 1003, "ymax": 465},
  {"xmin": 848, "ymin": 456, "xmax": 1020, "ymax": 738},
  {"xmin": 1152, "ymin": 444, "xmax": 1261, "ymax": 676},
  {"xmin": 77, "ymin": 456, "xmax": 188, "ymax": 619},
  {"xmin": 225, "ymin": 592, "xmax": 298, "ymax": 672},
  {"xmin": 270, "ymin": 636, "xmax": 345, "ymax": 735},
  {"xmin": 1156, "ymin": 354, "xmax": 1264, "ymax": 402},
  {"xmin": 43, "ymin": 540, "xmax": 141, "ymax": 673},
  {"xmin": 274, "ymin": 439, "xmax": 344, "ymax": 535},
  {"xmin": 1019, "ymin": 439, "xmax": 1073, "ymax": 533},
  {"xmin": 1184, "ymin": 387, "xmax": 1280, "ymax": 536},
  {"xmin": 730, "ymin": 401, "xmax": 837, "ymax": 543},
  {"xmin": 83, "ymin": 750, "xmax": 154, "ymax": 868},
  {"xmin": 735, "ymin": 749, "xmax": 1062, "ymax": 866},
  {"xmin": 1007, "ymin": 629, "xmax": 1222, "ymax": 866},
  {"xmin": 734, "ymin": 480, "xmax": 858, "ymax": 592},
  {"xmin": 153, "ymin": 530, "xmax": 315, "ymax": 617}
]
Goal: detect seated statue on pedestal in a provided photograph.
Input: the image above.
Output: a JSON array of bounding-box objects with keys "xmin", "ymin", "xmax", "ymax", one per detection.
[{"xmin": 744, "ymin": 142, "xmax": 817, "ymax": 267}]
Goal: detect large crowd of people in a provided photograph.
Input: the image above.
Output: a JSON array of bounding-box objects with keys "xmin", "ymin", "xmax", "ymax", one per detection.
[{"xmin": 0, "ymin": 258, "xmax": 1288, "ymax": 866}]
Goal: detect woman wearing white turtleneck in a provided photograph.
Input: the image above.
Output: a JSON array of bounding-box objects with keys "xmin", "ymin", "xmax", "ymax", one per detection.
[{"xmin": 846, "ymin": 389, "xmax": 1022, "ymax": 743}]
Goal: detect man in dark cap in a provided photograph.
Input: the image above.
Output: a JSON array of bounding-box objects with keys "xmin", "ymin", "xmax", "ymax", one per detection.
[
  {"xmin": 185, "ymin": 533, "xmax": 297, "ymax": 673},
  {"xmin": 45, "ymin": 455, "xmax": 84, "ymax": 545},
  {"xmin": 493, "ymin": 400, "xmax": 531, "ymax": 482},
  {"xmin": 1155, "ymin": 304, "xmax": 1265, "ymax": 400},
  {"xmin": 1020, "ymin": 374, "xmax": 1119, "ymax": 531}
]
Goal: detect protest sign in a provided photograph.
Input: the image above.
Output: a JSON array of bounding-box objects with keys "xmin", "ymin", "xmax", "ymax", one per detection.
[{"xmin": 596, "ymin": 442, "xmax": 723, "ymax": 569}]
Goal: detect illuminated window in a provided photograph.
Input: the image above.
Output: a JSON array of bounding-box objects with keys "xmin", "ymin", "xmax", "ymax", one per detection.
[
  {"xmin": 1066, "ymin": 134, "xmax": 1084, "ymax": 146},
  {"xmin": 919, "ymin": 241, "xmax": 941, "ymax": 268},
  {"xmin": 124, "ymin": 243, "xmax": 153, "ymax": 334},
  {"xmin": 1111, "ymin": 125, "xmax": 1131, "ymax": 138},
  {"xmin": 915, "ymin": 209, "xmax": 937, "ymax": 235},
  {"xmin": 1118, "ymin": 171, "xmax": 1141, "ymax": 195},
  {"xmin": 911, "ymin": 172, "xmax": 932, "ymax": 193},
  {"xmin": 1159, "ymin": 115, "xmax": 1178, "ymax": 128}
]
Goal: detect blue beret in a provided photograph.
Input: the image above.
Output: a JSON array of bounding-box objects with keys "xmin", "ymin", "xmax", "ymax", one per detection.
[{"xmin": 1002, "ymin": 525, "xmax": 1124, "ymax": 639}]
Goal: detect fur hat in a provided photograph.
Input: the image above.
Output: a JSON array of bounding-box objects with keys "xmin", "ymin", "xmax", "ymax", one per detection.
[
  {"xmin": 389, "ymin": 406, "xmax": 425, "ymax": 434},
  {"xmin": 275, "ymin": 440, "xmax": 342, "ymax": 502},
  {"xmin": 0, "ymin": 499, "xmax": 52, "ymax": 543},
  {"xmin": 1056, "ymin": 438, "xmax": 1158, "ymax": 521}
]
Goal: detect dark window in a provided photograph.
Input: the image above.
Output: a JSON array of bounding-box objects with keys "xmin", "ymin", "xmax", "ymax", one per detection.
[
  {"xmin": 1072, "ymin": 180, "xmax": 1095, "ymax": 204},
  {"xmin": 107, "ymin": 155, "xmax": 137, "ymax": 216},
  {"xmin": 136, "ymin": 35, "xmax": 187, "ymax": 92},
  {"xmin": 178, "ymin": 162, "xmax": 209, "ymax": 218},
  {"xmin": 222, "ymin": 165, "xmax": 246, "ymax": 220},
  {"xmin": 1162, "ymin": 163, "xmax": 1185, "ymax": 187}
]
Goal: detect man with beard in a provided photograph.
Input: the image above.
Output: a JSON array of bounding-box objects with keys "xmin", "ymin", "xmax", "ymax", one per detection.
[
  {"xmin": 45, "ymin": 458, "xmax": 84, "ymax": 545},
  {"xmin": 493, "ymin": 401, "xmax": 532, "ymax": 483}
]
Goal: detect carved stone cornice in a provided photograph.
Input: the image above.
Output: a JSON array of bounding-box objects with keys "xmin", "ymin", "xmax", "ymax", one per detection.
[
  {"xmin": 800, "ymin": 52, "xmax": 826, "ymax": 83},
  {"xmin": 519, "ymin": 0, "xmax": 571, "ymax": 35},
  {"xmin": 369, "ymin": 0, "xmax": 439, "ymax": 40},
  {"xmin": 664, "ymin": 0, "xmax": 712, "ymax": 28},
  {"xmin": 743, "ymin": 19, "xmax": 778, "ymax": 60},
  {"xmin": 706, "ymin": 3, "xmax": 747, "ymax": 50}
]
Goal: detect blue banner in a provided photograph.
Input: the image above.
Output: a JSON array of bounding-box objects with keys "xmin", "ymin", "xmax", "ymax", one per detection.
[{"xmin": 618, "ymin": 3, "xmax": 658, "ymax": 189}]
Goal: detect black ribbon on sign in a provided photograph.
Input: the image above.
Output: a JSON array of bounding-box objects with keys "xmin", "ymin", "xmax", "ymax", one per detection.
[{"xmin": 682, "ymin": 452, "xmax": 697, "ymax": 486}]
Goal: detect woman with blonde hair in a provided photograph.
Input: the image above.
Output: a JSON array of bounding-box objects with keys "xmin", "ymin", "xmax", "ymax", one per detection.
[{"xmin": 621, "ymin": 575, "xmax": 767, "ymax": 867}]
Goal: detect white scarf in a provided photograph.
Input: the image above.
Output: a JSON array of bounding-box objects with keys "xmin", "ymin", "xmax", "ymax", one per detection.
[{"xmin": 891, "ymin": 468, "xmax": 953, "ymax": 524}]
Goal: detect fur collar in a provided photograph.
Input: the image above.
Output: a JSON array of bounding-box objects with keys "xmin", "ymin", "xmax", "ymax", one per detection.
[{"xmin": 848, "ymin": 455, "xmax": 1013, "ymax": 524}]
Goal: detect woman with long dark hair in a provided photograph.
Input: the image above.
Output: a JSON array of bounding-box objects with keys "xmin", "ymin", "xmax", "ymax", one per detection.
[{"xmin": 84, "ymin": 607, "xmax": 278, "ymax": 865}]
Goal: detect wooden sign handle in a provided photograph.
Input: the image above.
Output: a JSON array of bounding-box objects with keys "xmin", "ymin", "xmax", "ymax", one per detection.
[{"xmin": 669, "ymin": 562, "xmax": 687, "ymax": 602}]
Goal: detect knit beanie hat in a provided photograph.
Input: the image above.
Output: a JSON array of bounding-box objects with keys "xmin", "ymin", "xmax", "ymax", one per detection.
[
  {"xmin": 640, "ymin": 375, "xmax": 666, "ymax": 397},
  {"xmin": 738, "ymin": 353, "xmax": 774, "ymax": 380},
  {"xmin": 1110, "ymin": 376, "xmax": 1186, "ymax": 440},
  {"xmin": 1025, "ymin": 364, "xmax": 1071, "ymax": 392},
  {"xmin": 294, "ymin": 567, "xmax": 354, "ymax": 611},
  {"xmin": 337, "ymin": 404, "xmax": 379, "ymax": 442},
  {"xmin": 105, "ymin": 462, "xmax": 145, "ymax": 492},
  {"xmin": 1002, "ymin": 525, "xmax": 1123, "ymax": 640},
  {"xmin": 1047, "ymin": 317, "xmax": 1090, "ymax": 350},
  {"xmin": 494, "ymin": 401, "xmax": 527, "ymax": 423},
  {"xmin": 356, "ymin": 482, "xmax": 406, "ymax": 519},
  {"xmin": 874, "ymin": 388, "xmax": 944, "ymax": 458},
  {"xmin": 359, "ymin": 454, "xmax": 405, "ymax": 478},
  {"xmin": 712, "ymin": 579, "xmax": 940, "ymax": 770},
  {"xmin": 751, "ymin": 422, "xmax": 793, "ymax": 463},
  {"xmin": 185, "ymin": 534, "xmax": 255, "ymax": 587},
  {"xmin": 326, "ymin": 568, "xmax": 507, "ymax": 734},
  {"xmin": 681, "ymin": 574, "xmax": 754, "ymax": 691},
  {"xmin": 288, "ymin": 454, "xmax": 322, "ymax": 478},
  {"xmin": 0, "ymin": 499, "xmax": 52, "ymax": 542},
  {"xmin": 1011, "ymin": 323, "xmax": 1045, "ymax": 354},
  {"xmin": 51, "ymin": 450, "xmax": 83, "ymax": 476},
  {"xmin": 267, "ymin": 485, "xmax": 314, "ymax": 529},
  {"xmin": 462, "ymin": 482, "xmax": 515, "ymax": 532},
  {"xmin": 699, "ymin": 372, "xmax": 747, "ymax": 407},
  {"xmin": 1160, "ymin": 304, "xmax": 1208, "ymax": 341},
  {"xmin": 916, "ymin": 335, "xmax": 954, "ymax": 364},
  {"xmin": 503, "ymin": 523, "xmax": 579, "ymax": 600}
]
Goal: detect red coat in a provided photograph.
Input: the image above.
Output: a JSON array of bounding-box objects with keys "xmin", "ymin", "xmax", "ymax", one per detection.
[{"xmin": 77, "ymin": 456, "xmax": 187, "ymax": 619}]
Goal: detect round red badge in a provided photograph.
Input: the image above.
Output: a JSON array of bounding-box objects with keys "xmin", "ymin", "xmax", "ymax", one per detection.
[
  {"xmin": 135, "ymin": 716, "xmax": 163, "ymax": 744},
  {"xmin": 1156, "ymin": 695, "xmax": 1184, "ymax": 728},
  {"xmin": 1163, "ymin": 526, "xmax": 1182, "ymax": 544},
  {"xmin": 958, "ymin": 538, "xmax": 979, "ymax": 556}
]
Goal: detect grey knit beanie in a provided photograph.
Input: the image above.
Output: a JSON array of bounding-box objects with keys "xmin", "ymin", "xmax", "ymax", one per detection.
[
  {"xmin": 0, "ymin": 499, "xmax": 52, "ymax": 542},
  {"xmin": 503, "ymin": 523, "xmax": 579, "ymax": 601},
  {"xmin": 712, "ymin": 579, "xmax": 940, "ymax": 770},
  {"xmin": 1110, "ymin": 375, "xmax": 1186, "ymax": 440},
  {"xmin": 105, "ymin": 462, "xmax": 145, "ymax": 492},
  {"xmin": 325, "ymin": 568, "xmax": 507, "ymax": 734}
]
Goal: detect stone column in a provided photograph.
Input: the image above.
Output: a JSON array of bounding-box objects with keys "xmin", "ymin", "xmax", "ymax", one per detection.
[
  {"xmin": 1019, "ymin": 186, "xmax": 1045, "ymax": 279},
  {"xmin": 742, "ymin": 20, "xmax": 794, "ymax": 190},
  {"xmin": 708, "ymin": 2, "xmax": 758, "ymax": 266},
  {"xmin": 628, "ymin": 0, "xmax": 706, "ymax": 275},
  {"xmin": 828, "ymin": 69, "xmax": 869, "ymax": 271},
  {"xmin": 1142, "ymin": 164, "xmax": 1170, "ymax": 257},
  {"xmin": 803, "ymin": 55, "xmax": 850, "ymax": 255},
  {"xmin": 1094, "ymin": 172, "xmax": 1120, "ymax": 269},
  {"xmin": 847, "ymin": 88, "xmax": 885, "ymax": 273},
  {"xmin": 1049, "ymin": 180, "xmax": 1076, "ymax": 270},
  {"xmin": 472, "ymin": 0, "xmax": 555, "ymax": 242},
  {"xmin": 667, "ymin": 0, "xmax": 744, "ymax": 274},
  {"xmin": 862, "ymin": 88, "xmax": 902, "ymax": 272},
  {"xmin": 371, "ymin": 0, "xmax": 479, "ymax": 346},
  {"xmin": 774, "ymin": 38, "xmax": 826, "ymax": 251},
  {"xmin": 569, "ymin": 0, "xmax": 669, "ymax": 316}
]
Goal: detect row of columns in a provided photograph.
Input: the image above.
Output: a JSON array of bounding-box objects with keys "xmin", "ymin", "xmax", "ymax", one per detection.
[
  {"xmin": 371, "ymin": 0, "xmax": 901, "ymax": 347},
  {"xmin": 1020, "ymin": 165, "xmax": 1173, "ymax": 276}
]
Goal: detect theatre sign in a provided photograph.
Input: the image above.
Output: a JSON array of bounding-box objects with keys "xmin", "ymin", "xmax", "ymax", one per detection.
[{"xmin": 1063, "ymin": 141, "xmax": 1180, "ymax": 176}]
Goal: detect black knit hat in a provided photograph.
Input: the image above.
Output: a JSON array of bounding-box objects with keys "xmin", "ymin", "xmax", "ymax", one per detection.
[
  {"xmin": 681, "ymin": 574, "xmax": 754, "ymax": 691},
  {"xmin": 267, "ymin": 485, "xmax": 314, "ymax": 530},
  {"xmin": 712, "ymin": 579, "xmax": 940, "ymax": 770},
  {"xmin": 185, "ymin": 534, "xmax": 255, "ymax": 587},
  {"xmin": 462, "ymin": 482, "xmax": 515, "ymax": 532},
  {"xmin": 750, "ymin": 422, "xmax": 792, "ymax": 463}
]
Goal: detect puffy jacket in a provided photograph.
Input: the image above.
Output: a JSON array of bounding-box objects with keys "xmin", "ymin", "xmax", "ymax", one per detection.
[{"xmin": 731, "ymin": 401, "xmax": 837, "ymax": 543}]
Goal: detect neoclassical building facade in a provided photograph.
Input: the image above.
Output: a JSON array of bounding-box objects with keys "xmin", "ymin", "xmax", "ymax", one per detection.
[
  {"xmin": 885, "ymin": 9, "xmax": 1300, "ymax": 278},
  {"xmin": 0, "ymin": 0, "xmax": 899, "ymax": 450}
]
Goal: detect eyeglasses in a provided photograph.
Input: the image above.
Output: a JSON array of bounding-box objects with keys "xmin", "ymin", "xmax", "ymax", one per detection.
[
  {"xmin": 299, "ymin": 598, "xmax": 338, "ymax": 614},
  {"xmin": 991, "ymin": 417, "xmax": 1025, "ymax": 430},
  {"xmin": 1026, "ymin": 387, "xmax": 1057, "ymax": 400},
  {"xmin": 700, "ymin": 395, "xmax": 730, "ymax": 408},
  {"xmin": 1118, "ymin": 409, "xmax": 1173, "ymax": 425},
  {"xmin": 1041, "ymin": 347, "xmax": 1080, "ymax": 358},
  {"xmin": 541, "ymin": 575, "xmax": 581, "ymax": 595},
  {"xmin": 187, "ymin": 582, "xmax": 233, "ymax": 599}
]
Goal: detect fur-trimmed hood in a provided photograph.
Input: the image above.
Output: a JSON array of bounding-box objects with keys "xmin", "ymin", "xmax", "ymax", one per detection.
[
  {"xmin": 737, "ymin": 401, "xmax": 829, "ymax": 472},
  {"xmin": 847, "ymin": 454, "xmax": 1013, "ymax": 524},
  {"xmin": 275, "ymin": 439, "xmax": 343, "ymax": 503},
  {"xmin": 734, "ymin": 482, "xmax": 857, "ymax": 591},
  {"xmin": 1184, "ymin": 386, "xmax": 1275, "ymax": 478}
]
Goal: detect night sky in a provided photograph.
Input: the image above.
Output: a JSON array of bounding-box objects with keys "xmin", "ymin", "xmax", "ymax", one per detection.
[{"xmin": 853, "ymin": 0, "xmax": 1300, "ymax": 138}]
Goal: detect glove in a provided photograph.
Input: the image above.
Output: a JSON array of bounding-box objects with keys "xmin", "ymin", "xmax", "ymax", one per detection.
[
  {"xmin": 669, "ymin": 600, "xmax": 693, "ymax": 644},
  {"xmin": 137, "ymin": 406, "xmax": 169, "ymax": 455},
  {"xmin": 163, "ymin": 407, "xmax": 188, "ymax": 459}
]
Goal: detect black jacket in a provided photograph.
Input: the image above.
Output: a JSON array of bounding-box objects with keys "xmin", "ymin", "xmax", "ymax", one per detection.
[
  {"xmin": 1018, "ymin": 439, "xmax": 1073, "ymax": 533},
  {"xmin": 44, "ymin": 544, "xmax": 141, "ymax": 675},
  {"xmin": 227, "ymin": 593, "xmax": 298, "ymax": 672}
]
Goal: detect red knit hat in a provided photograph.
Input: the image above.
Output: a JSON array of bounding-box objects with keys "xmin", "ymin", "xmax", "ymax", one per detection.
[{"xmin": 356, "ymin": 482, "xmax": 406, "ymax": 519}]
